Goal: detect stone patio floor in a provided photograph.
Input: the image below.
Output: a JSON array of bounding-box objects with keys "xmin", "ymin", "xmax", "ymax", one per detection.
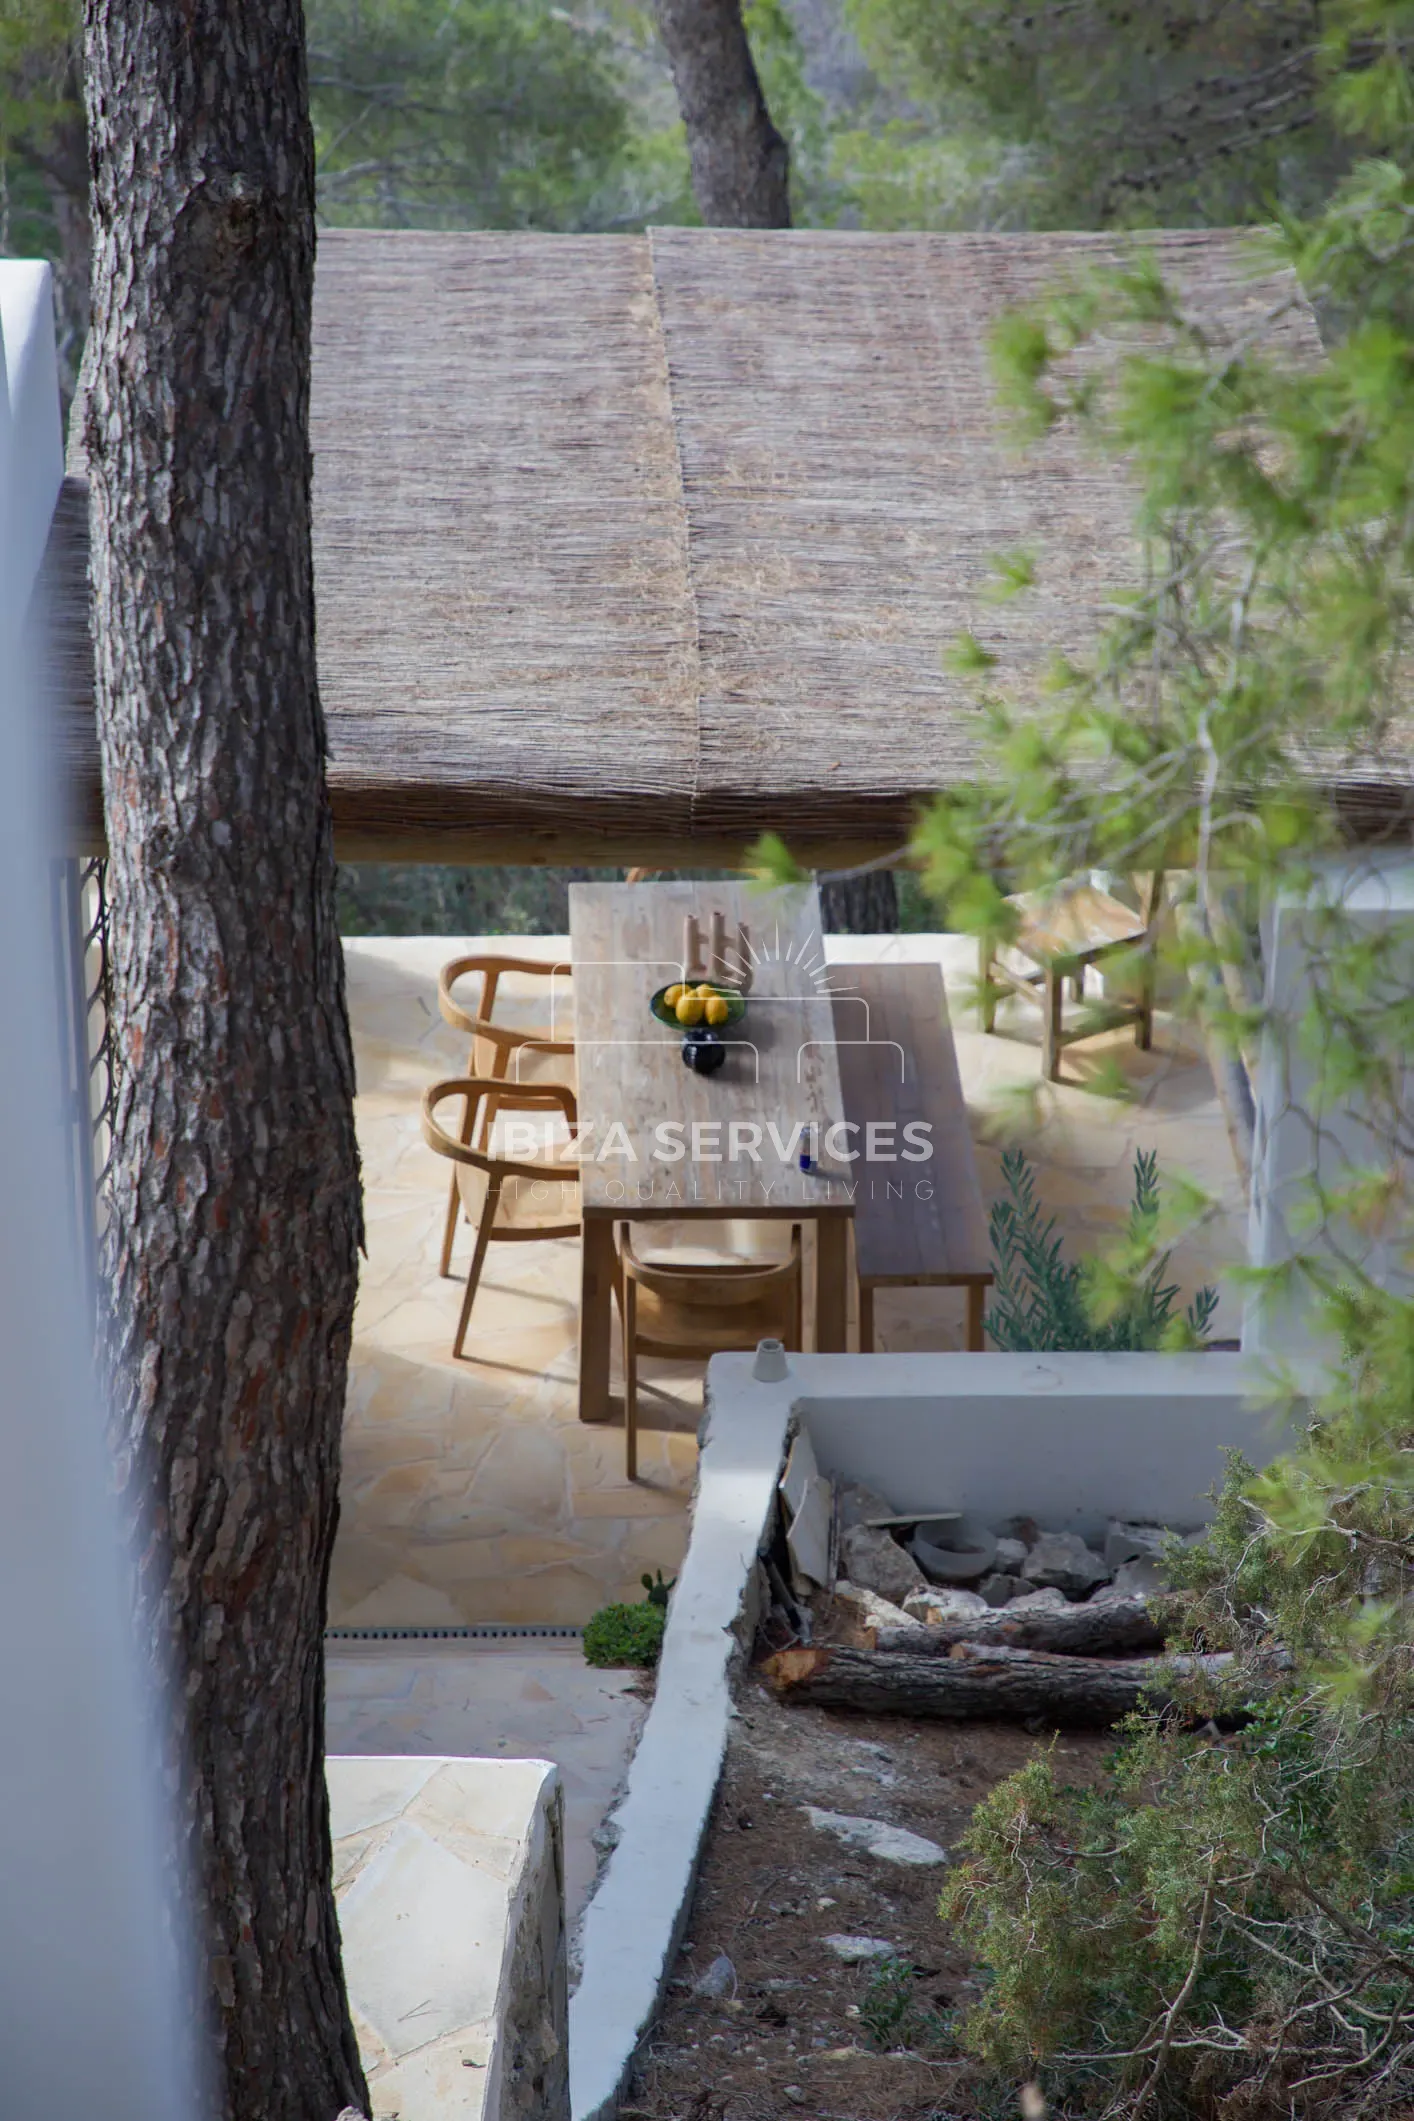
[{"xmin": 332, "ymin": 932, "xmax": 1247, "ymax": 1631}]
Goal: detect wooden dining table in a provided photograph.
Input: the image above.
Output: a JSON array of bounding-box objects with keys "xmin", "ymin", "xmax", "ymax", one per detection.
[{"xmin": 568, "ymin": 879, "xmax": 853, "ymax": 1424}]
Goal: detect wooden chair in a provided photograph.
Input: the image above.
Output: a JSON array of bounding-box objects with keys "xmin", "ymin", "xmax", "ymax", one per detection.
[
  {"xmin": 979, "ymin": 872, "xmax": 1166, "ymax": 1082},
  {"xmin": 437, "ymin": 954, "xmax": 575, "ymax": 1276},
  {"xmin": 616, "ymin": 1225, "xmax": 802, "ymax": 1479},
  {"xmin": 422, "ymin": 1077, "xmax": 580, "ymax": 1360}
]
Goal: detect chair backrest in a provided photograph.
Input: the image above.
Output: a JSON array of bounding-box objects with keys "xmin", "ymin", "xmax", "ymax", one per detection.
[
  {"xmin": 438, "ymin": 954, "xmax": 573, "ymax": 1053},
  {"xmin": 422, "ymin": 1078, "xmax": 578, "ymax": 1186},
  {"xmin": 617, "ymin": 1224, "xmax": 800, "ymax": 1310}
]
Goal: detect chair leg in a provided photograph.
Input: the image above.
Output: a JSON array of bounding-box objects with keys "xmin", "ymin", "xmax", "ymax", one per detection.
[
  {"xmin": 979, "ymin": 936, "xmax": 998, "ymax": 1034},
  {"xmin": 966, "ymin": 1283, "xmax": 986, "ymax": 1352},
  {"xmin": 1043, "ymin": 968, "xmax": 1063, "ymax": 1081},
  {"xmin": 440, "ymin": 1171, "xmax": 462, "ymax": 1278},
  {"xmin": 1136, "ymin": 955, "xmax": 1155, "ymax": 1051},
  {"xmin": 623, "ymin": 1280, "xmax": 638, "ymax": 1482},
  {"xmin": 858, "ymin": 1281, "xmax": 875, "ymax": 1354},
  {"xmin": 439, "ymin": 1080, "xmax": 479, "ymax": 1275},
  {"xmin": 452, "ymin": 1184, "xmax": 499, "ymax": 1359}
]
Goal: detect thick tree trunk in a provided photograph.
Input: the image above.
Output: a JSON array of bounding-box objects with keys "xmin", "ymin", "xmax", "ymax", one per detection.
[
  {"xmin": 873, "ymin": 1595, "xmax": 1166, "ymax": 1658},
  {"xmin": 820, "ymin": 869, "xmax": 900, "ymax": 934},
  {"xmin": 82, "ymin": 5, "xmax": 367, "ymax": 2117},
  {"xmin": 653, "ymin": 0, "xmax": 791, "ymax": 227},
  {"xmin": 764, "ymin": 1643, "xmax": 1235, "ymax": 1725}
]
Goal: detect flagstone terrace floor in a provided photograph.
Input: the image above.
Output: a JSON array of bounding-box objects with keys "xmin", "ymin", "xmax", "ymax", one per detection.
[{"xmin": 332, "ymin": 933, "xmax": 1247, "ymax": 1630}]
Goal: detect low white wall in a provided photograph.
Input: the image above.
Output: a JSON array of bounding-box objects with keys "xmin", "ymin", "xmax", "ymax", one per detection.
[{"xmin": 792, "ymin": 1350, "xmax": 1301, "ymax": 1538}]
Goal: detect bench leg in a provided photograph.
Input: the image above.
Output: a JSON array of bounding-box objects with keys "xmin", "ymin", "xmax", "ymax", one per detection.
[
  {"xmin": 978, "ymin": 936, "xmax": 998, "ymax": 1034},
  {"xmin": 966, "ymin": 1283, "xmax": 986, "ymax": 1352},
  {"xmin": 1043, "ymin": 967, "xmax": 1063, "ymax": 1081},
  {"xmin": 858, "ymin": 1281, "xmax": 875, "ymax": 1354}
]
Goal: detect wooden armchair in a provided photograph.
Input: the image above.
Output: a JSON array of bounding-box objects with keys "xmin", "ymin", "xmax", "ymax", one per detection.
[
  {"xmin": 422, "ymin": 1077, "xmax": 580, "ymax": 1360},
  {"xmin": 980, "ymin": 872, "xmax": 1166, "ymax": 1082},
  {"xmin": 616, "ymin": 1225, "xmax": 802, "ymax": 1479},
  {"xmin": 436, "ymin": 953, "xmax": 575, "ymax": 1275}
]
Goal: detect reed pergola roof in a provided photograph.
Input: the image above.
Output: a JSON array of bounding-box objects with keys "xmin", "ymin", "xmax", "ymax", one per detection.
[{"xmin": 52, "ymin": 225, "xmax": 1362, "ymax": 865}]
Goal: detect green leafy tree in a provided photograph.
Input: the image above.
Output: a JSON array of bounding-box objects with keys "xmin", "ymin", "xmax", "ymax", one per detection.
[
  {"xmin": 904, "ymin": 6, "xmax": 1414, "ymax": 2110},
  {"xmin": 847, "ymin": 0, "xmax": 1390, "ymax": 227},
  {"xmin": 307, "ymin": 0, "xmax": 692, "ymax": 231}
]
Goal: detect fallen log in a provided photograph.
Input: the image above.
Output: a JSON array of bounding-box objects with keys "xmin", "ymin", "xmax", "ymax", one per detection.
[
  {"xmin": 762, "ymin": 1643, "xmax": 1236, "ymax": 1726},
  {"xmin": 873, "ymin": 1595, "xmax": 1167, "ymax": 1659}
]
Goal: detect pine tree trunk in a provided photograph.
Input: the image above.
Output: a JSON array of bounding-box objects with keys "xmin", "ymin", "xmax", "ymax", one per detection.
[
  {"xmin": 820, "ymin": 869, "xmax": 900, "ymax": 933},
  {"xmin": 82, "ymin": 5, "xmax": 367, "ymax": 2116},
  {"xmin": 652, "ymin": 0, "xmax": 791, "ymax": 226}
]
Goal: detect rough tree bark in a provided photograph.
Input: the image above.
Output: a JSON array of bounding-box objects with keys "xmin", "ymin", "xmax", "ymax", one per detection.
[
  {"xmin": 873, "ymin": 1595, "xmax": 1166, "ymax": 1658},
  {"xmin": 652, "ymin": 0, "xmax": 790, "ymax": 227},
  {"xmin": 764, "ymin": 1643, "xmax": 1238, "ymax": 1724},
  {"xmin": 82, "ymin": 4, "xmax": 368, "ymax": 2116},
  {"xmin": 819, "ymin": 868, "xmax": 900, "ymax": 934}
]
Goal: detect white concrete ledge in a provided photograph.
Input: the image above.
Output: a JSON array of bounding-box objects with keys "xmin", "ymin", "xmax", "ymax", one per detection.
[
  {"xmin": 330, "ymin": 1755, "xmax": 569, "ymax": 2121},
  {"xmin": 567, "ymin": 1360, "xmax": 793, "ymax": 2121}
]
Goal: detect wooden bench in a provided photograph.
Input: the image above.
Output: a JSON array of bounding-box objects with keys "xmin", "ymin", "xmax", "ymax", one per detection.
[{"xmin": 832, "ymin": 962, "xmax": 992, "ymax": 1351}]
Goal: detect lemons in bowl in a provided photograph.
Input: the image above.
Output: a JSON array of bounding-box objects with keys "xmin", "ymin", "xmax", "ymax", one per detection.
[{"xmin": 652, "ymin": 981, "xmax": 746, "ymax": 1029}]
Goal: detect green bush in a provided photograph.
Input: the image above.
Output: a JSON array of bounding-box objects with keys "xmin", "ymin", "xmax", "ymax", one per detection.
[
  {"xmin": 986, "ymin": 1146, "xmax": 1216, "ymax": 1352},
  {"xmin": 583, "ymin": 1574, "xmax": 674, "ymax": 1669}
]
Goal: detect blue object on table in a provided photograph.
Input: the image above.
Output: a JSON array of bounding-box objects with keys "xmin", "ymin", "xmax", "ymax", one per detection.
[{"xmin": 681, "ymin": 1029, "xmax": 726, "ymax": 1074}]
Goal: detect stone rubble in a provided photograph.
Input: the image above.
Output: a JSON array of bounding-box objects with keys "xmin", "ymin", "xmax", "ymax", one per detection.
[
  {"xmin": 1021, "ymin": 1531, "xmax": 1112, "ymax": 1595},
  {"xmin": 839, "ymin": 1523, "xmax": 927, "ymax": 1607},
  {"xmin": 828, "ymin": 1509, "xmax": 1195, "ymax": 1620}
]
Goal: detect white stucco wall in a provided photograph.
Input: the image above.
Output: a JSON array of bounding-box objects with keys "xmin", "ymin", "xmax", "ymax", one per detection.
[
  {"xmin": 1245, "ymin": 854, "xmax": 1414, "ymax": 1373},
  {"xmin": 0, "ymin": 261, "xmax": 64, "ymax": 622}
]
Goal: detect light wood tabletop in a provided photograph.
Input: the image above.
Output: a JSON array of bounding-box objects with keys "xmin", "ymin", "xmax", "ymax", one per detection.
[{"xmin": 569, "ymin": 879, "xmax": 852, "ymax": 1423}]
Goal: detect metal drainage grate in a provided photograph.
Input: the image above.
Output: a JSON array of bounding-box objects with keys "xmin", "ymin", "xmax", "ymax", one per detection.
[{"xmin": 325, "ymin": 1622, "xmax": 584, "ymax": 1642}]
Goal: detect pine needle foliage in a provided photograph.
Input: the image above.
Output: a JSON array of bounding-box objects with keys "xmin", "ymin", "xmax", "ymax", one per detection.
[{"xmin": 987, "ymin": 1146, "xmax": 1217, "ymax": 1351}]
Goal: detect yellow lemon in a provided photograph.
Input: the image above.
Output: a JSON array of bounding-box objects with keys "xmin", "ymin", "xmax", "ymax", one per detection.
[
  {"xmin": 675, "ymin": 993, "xmax": 705, "ymax": 1026},
  {"xmin": 662, "ymin": 983, "xmax": 685, "ymax": 1009},
  {"xmin": 705, "ymin": 996, "xmax": 730, "ymax": 1026},
  {"xmin": 695, "ymin": 983, "xmax": 718, "ymax": 999}
]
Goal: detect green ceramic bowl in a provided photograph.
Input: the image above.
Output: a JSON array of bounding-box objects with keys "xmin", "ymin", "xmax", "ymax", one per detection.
[{"xmin": 650, "ymin": 982, "xmax": 747, "ymax": 1029}]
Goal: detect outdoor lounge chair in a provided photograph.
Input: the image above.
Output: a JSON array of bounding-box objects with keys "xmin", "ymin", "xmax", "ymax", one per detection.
[
  {"xmin": 979, "ymin": 872, "xmax": 1166, "ymax": 1082},
  {"xmin": 436, "ymin": 953, "xmax": 575, "ymax": 1275},
  {"xmin": 615, "ymin": 1225, "xmax": 802, "ymax": 1480},
  {"xmin": 422, "ymin": 1077, "xmax": 581, "ymax": 1360}
]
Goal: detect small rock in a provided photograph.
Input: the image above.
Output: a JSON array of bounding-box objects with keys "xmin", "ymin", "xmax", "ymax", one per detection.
[
  {"xmin": 1104, "ymin": 1519, "xmax": 1171, "ymax": 1569},
  {"xmin": 693, "ymin": 1953, "xmax": 737, "ymax": 1999},
  {"xmin": 816, "ymin": 1895, "xmax": 837, "ymax": 1909},
  {"xmin": 824, "ymin": 1934, "xmax": 897, "ymax": 1963},
  {"xmin": 902, "ymin": 1585, "xmax": 988, "ymax": 1624},
  {"xmin": 833, "ymin": 1580, "xmax": 920, "ymax": 1633},
  {"xmin": 1006, "ymin": 1586, "xmax": 1068, "ymax": 1611},
  {"xmin": 838, "ymin": 1480, "xmax": 896, "ymax": 1530},
  {"xmin": 1022, "ymin": 1531, "xmax": 1111, "ymax": 1596},
  {"xmin": 591, "ymin": 1820, "xmax": 621, "ymax": 1854},
  {"xmin": 840, "ymin": 1523, "xmax": 926, "ymax": 1606},
  {"xmin": 783, "ymin": 2089, "xmax": 805, "ymax": 2106},
  {"xmin": 995, "ymin": 1536, "xmax": 1029, "ymax": 1571},
  {"xmin": 978, "ymin": 1572, "xmax": 1025, "ymax": 1607},
  {"xmin": 804, "ymin": 1806, "xmax": 949, "ymax": 1867},
  {"xmin": 1113, "ymin": 1556, "xmax": 1165, "ymax": 1597}
]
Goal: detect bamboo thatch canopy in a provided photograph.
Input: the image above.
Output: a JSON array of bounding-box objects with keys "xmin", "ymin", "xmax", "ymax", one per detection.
[{"xmin": 52, "ymin": 225, "xmax": 1359, "ymax": 864}]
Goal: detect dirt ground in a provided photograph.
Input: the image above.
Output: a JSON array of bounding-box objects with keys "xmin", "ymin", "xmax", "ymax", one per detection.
[{"xmin": 623, "ymin": 1667, "xmax": 1114, "ymax": 2121}]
